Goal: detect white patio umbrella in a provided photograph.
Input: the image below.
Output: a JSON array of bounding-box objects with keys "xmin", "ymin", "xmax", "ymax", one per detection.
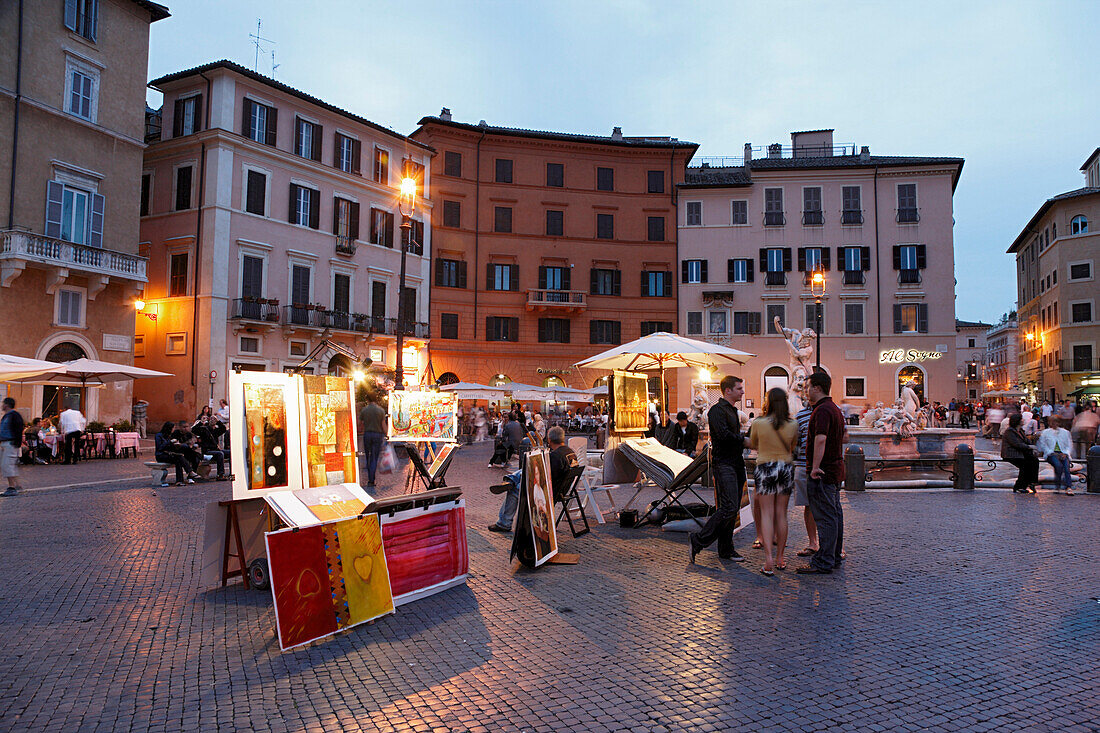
[
  {"xmin": 0, "ymin": 354, "xmax": 68, "ymax": 382},
  {"xmin": 9, "ymin": 358, "xmax": 172, "ymax": 414},
  {"xmin": 573, "ymin": 331, "xmax": 755, "ymax": 412},
  {"xmin": 512, "ymin": 386, "xmax": 594, "ymax": 403},
  {"xmin": 439, "ymin": 381, "xmax": 509, "ymax": 401}
]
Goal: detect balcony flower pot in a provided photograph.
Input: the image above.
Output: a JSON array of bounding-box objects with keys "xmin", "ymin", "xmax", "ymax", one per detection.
[{"xmin": 265, "ymin": 313, "xmax": 279, "ymax": 322}]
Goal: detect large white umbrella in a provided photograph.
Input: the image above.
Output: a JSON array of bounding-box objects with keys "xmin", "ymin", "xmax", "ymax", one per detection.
[
  {"xmin": 574, "ymin": 331, "xmax": 755, "ymax": 412},
  {"xmin": 439, "ymin": 381, "xmax": 509, "ymax": 401},
  {"xmin": 512, "ymin": 386, "xmax": 594, "ymax": 403},
  {"xmin": 0, "ymin": 354, "xmax": 68, "ymax": 382},
  {"xmin": 12, "ymin": 358, "xmax": 172, "ymax": 387}
]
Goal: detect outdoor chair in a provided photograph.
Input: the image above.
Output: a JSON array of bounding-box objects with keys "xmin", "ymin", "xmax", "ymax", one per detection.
[
  {"xmin": 568, "ymin": 436, "xmax": 614, "ymax": 524},
  {"xmin": 555, "ymin": 465, "xmax": 590, "ymax": 538}
]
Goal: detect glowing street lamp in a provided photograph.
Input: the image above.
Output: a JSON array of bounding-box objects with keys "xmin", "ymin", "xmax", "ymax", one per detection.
[
  {"xmin": 395, "ymin": 176, "xmax": 418, "ymax": 391},
  {"xmin": 809, "ymin": 263, "xmax": 826, "ymax": 371}
]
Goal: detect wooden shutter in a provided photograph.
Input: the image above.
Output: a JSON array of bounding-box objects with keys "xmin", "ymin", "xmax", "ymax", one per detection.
[
  {"xmin": 746, "ymin": 259, "xmax": 755, "ymax": 282},
  {"xmin": 312, "ymin": 124, "xmax": 323, "ymax": 162},
  {"xmin": 562, "ymin": 268, "xmax": 571, "ymax": 291},
  {"xmin": 917, "ymin": 303, "xmax": 929, "ymax": 333},
  {"xmin": 332, "ymin": 198, "xmax": 341, "ymax": 235},
  {"xmin": 613, "ymin": 322, "xmax": 621, "ymax": 344},
  {"xmin": 590, "ymin": 269, "xmax": 599, "ymax": 294},
  {"xmin": 590, "ymin": 320, "xmax": 599, "ymax": 343},
  {"xmin": 45, "ymin": 181, "xmax": 64, "ymax": 238},
  {"xmin": 486, "ymin": 263, "xmax": 495, "ymax": 291},
  {"xmin": 265, "ymin": 106, "xmax": 277, "ymax": 146},
  {"xmin": 681, "ymin": 261, "xmax": 690, "ymax": 283},
  {"xmin": 349, "ymin": 202, "xmax": 360, "ymax": 240},
  {"xmin": 537, "ymin": 319, "xmax": 546, "ymax": 342},
  {"xmin": 538, "ymin": 266, "xmax": 547, "ymax": 289},
  {"xmin": 893, "ymin": 304, "xmax": 903, "ymax": 333},
  {"xmin": 797, "ymin": 247, "xmax": 807, "ymax": 272},
  {"xmin": 663, "ymin": 273, "xmax": 671, "ymax": 297},
  {"xmin": 288, "ymin": 184, "xmax": 298, "ymax": 223},
  {"xmin": 89, "ymin": 193, "xmax": 104, "ymax": 248},
  {"xmin": 485, "ymin": 316, "xmax": 493, "ymax": 340},
  {"xmin": 861, "ymin": 246, "xmax": 871, "ymax": 271},
  {"xmin": 384, "ymin": 212, "xmax": 394, "ymax": 247},
  {"xmin": 333, "ymin": 134, "xmax": 342, "ymax": 169},
  {"xmin": 509, "ymin": 264, "xmax": 519, "ymax": 291},
  {"xmin": 759, "ymin": 248, "xmax": 767, "ymax": 272},
  {"xmin": 782, "ymin": 248, "xmax": 792, "ymax": 272},
  {"xmin": 434, "ymin": 259, "xmax": 445, "ymax": 287},
  {"xmin": 351, "ymin": 139, "xmax": 361, "ymax": 174},
  {"xmin": 173, "ymin": 98, "xmax": 184, "ymax": 137},
  {"xmin": 701, "ymin": 260, "xmax": 708, "ymax": 283},
  {"xmin": 457, "ymin": 261, "xmax": 467, "ymax": 289},
  {"xmin": 892, "ymin": 245, "xmax": 902, "ymax": 270},
  {"xmin": 821, "ymin": 247, "xmax": 831, "ymax": 271},
  {"xmin": 916, "ymin": 244, "xmax": 927, "ymax": 269},
  {"xmin": 727, "ymin": 259, "xmax": 736, "ymax": 283},
  {"xmin": 241, "ymin": 98, "xmax": 252, "ymax": 137},
  {"xmin": 64, "ymin": 0, "xmax": 78, "ymax": 30},
  {"xmin": 334, "ymin": 274, "xmax": 350, "ymax": 313},
  {"xmin": 509, "ymin": 318, "xmax": 519, "ymax": 341},
  {"xmin": 640, "ymin": 271, "xmax": 648, "ymax": 296},
  {"xmin": 192, "ymin": 96, "xmax": 203, "ymax": 133},
  {"xmin": 613, "ymin": 269, "xmax": 621, "ymax": 295},
  {"xmin": 748, "ymin": 312, "xmax": 761, "ymax": 334}
]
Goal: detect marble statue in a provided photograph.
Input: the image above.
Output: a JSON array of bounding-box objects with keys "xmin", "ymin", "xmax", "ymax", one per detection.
[
  {"xmin": 688, "ymin": 382, "xmax": 710, "ymax": 431},
  {"xmin": 775, "ymin": 316, "xmax": 816, "ymax": 413},
  {"xmin": 872, "ymin": 399, "xmax": 916, "ymax": 437},
  {"xmin": 861, "ymin": 401, "xmax": 886, "ymax": 427},
  {"xmin": 900, "ymin": 381, "xmax": 920, "ymax": 421}
]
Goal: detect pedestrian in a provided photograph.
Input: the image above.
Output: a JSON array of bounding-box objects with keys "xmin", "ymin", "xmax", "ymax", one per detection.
[
  {"xmin": 1001, "ymin": 413, "xmax": 1039, "ymax": 494},
  {"xmin": 1036, "ymin": 416, "xmax": 1075, "ymax": 495},
  {"xmin": 948, "ymin": 398, "xmax": 958, "ymax": 426},
  {"xmin": 1070, "ymin": 406, "xmax": 1098, "ymax": 458},
  {"xmin": 1, "ymin": 398, "xmax": 25, "ymax": 496},
  {"xmin": 359, "ymin": 397, "xmax": 387, "ymax": 488},
  {"xmin": 1040, "ymin": 400, "xmax": 1053, "ymax": 428},
  {"xmin": 502, "ymin": 411, "xmax": 525, "ymax": 467},
  {"xmin": 132, "ymin": 398, "xmax": 148, "ymax": 438},
  {"xmin": 1057, "ymin": 399, "xmax": 1075, "ymax": 425},
  {"xmin": 58, "ymin": 403, "xmax": 86, "ymax": 465},
  {"xmin": 669, "ymin": 411, "xmax": 699, "ymax": 456},
  {"xmin": 959, "ymin": 401, "xmax": 971, "ymax": 429},
  {"xmin": 792, "ymin": 401, "xmax": 818, "ymax": 560},
  {"xmin": 690, "ymin": 375, "xmax": 748, "ymax": 564},
  {"xmin": 975, "ymin": 402, "xmax": 986, "ymax": 430},
  {"xmin": 154, "ymin": 421, "xmax": 195, "ymax": 485},
  {"xmin": 796, "ymin": 371, "xmax": 846, "ymax": 575},
  {"xmin": 748, "ymin": 388, "xmax": 798, "ymax": 575}
]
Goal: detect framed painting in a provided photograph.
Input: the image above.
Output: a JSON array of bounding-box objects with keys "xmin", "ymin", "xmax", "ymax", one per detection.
[
  {"xmin": 609, "ymin": 369, "xmax": 649, "ymax": 437},
  {"xmin": 524, "ymin": 448, "xmax": 558, "ymax": 566},
  {"xmin": 266, "ymin": 513, "xmax": 394, "ymax": 651},
  {"xmin": 388, "ymin": 390, "xmax": 457, "ymax": 443},
  {"xmin": 298, "ymin": 375, "xmax": 360, "ymax": 490},
  {"xmin": 230, "ymin": 370, "xmax": 304, "ymax": 501}
]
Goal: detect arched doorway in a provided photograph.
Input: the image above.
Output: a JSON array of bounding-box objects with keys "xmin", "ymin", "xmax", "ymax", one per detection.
[
  {"xmin": 488, "ymin": 373, "xmax": 511, "ymax": 387},
  {"xmin": 898, "ymin": 365, "xmax": 926, "ymax": 404},
  {"xmin": 327, "ymin": 354, "xmax": 353, "ymax": 377},
  {"xmin": 438, "ymin": 371, "xmax": 459, "ymax": 386},
  {"xmin": 763, "ymin": 365, "xmax": 790, "ymax": 394},
  {"xmin": 41, "ymin": 342, "xmax": 87, "ymax": 418}
]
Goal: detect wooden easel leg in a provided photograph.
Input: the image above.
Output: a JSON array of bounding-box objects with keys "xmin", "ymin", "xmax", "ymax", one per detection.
[
  {"xmin": 221, "ymin": 506, "xmax": 232, "ymax": 587},
  {"xmin": 230, "ymin": 504, "xmax": 250, "ymax": 590},
  {"xmin": 221, "ymin": 502, "xmax": 251, "ymax": 589}
]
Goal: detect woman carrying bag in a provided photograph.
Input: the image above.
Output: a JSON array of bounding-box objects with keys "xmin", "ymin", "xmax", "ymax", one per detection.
[{"xmin": 1001, "ymin": 412, "xmax": 1039, "ymax": 494}]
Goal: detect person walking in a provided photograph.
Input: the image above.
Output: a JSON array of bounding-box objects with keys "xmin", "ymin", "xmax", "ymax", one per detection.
[
  {"xmin": 1070, "ymin": 406, "xmax": 1099, "ymax": 458},
  {"xmin": 58, "ymin": 404, "xmax": 86, "ymax": 465},
  {"xmin": 1, "ymin": 398, "xmax": 25, "ymax": 496},
  {"xmin": 1001, "ymin": 413, "xmax": 1039, "ymax": 494},
  {"xmin": 748, "ymin": 388, "xmax": 798, "ymax": 575},
  {"xmin": 796, "ymin": 372, "xmax": 846, "ymax": 575},
  {"xmin": 792, "ymin": 401, "xmax": 818, "ymax": 560},
  {"xmin": 359, "ymin": 397, "xmax": 387, "ymax": 488},
  {"xmin": 1036, "ymin": 416, "xmax": 1075, "ymax": 495},
  {"xmin": 690, "ymin": 375, "xmax": 749, "ymax": 564},
  {"xmin": 132, "ymin": 398, "xmax": 148, "ymax": 439}
]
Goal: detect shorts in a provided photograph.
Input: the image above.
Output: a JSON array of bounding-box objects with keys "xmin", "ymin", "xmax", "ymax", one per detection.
[
  {"xmin": 753, "ymin": 460, "xmax": 793, "ymax": 496},
  {"xmin": 793, "ymin": 465, "xmax": 808, "ymax": 506},
  {"xmin": 0, "ymin": 442, "xmax": 19, "ymax": 479}
]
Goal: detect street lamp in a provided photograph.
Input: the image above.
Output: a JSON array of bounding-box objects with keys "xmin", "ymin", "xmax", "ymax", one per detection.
[
  {"xmin": 810, "ymin": 263, "xmax": 826, "ymax": 372},
  {"xmin": 395, "ymin": 176, "xmax": 417, "ymax": 391}
]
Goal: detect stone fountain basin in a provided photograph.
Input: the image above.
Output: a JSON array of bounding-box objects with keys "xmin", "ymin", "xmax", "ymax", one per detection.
[{"xmin": 847, "ymin": 427, "xmax": 976, "ymax": 460}]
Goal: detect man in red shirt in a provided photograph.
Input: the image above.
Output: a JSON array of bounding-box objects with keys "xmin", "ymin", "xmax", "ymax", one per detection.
[{"xmin": 796, "ymin": 371, "xmax": 846, "ymax": 574}]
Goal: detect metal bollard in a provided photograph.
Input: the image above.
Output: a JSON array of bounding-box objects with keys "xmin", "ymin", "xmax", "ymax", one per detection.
[
  {"xmin": 954, "ymin": 444, "xmax": 975, "ymax": 490},
  {"xmin": 1088, "ymin": 446, "xmax": 1100, "ymax": 494},
  {"xmin": 844, "ymin": 444, "xmax": 865, "ymax": 491}
]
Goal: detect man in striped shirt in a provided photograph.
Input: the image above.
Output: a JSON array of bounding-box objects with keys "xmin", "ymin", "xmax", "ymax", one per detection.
[{"xmin": 792, "ymin": 403, "xmax": 818, "ymax": 557}]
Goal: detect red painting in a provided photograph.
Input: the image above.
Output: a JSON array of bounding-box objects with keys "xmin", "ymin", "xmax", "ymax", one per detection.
[
  {"xmin": 382, "ymin": 507, "xmax": 468, "ymax": 601},
  {"xmin": 265, "ymin": 525, "xmax": 335, "ymax": 648}
]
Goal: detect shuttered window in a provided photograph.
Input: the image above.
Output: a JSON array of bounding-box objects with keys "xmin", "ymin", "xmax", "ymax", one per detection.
[
  {"xmin": 495, "ymin": 159, "xmax": 513, "ymax": 183},
  {"xmin": 175, "ymin": 166, "xmax": 192, "ymax": 211},
  {"xmin": 444, "ymin": 152, "xmax": 462, "ymax": 177},
  {"xmin": 546, "ymin": 163, "xmax": 564, "ymax": 187},
  {"xmin": 241, "ymin": 256, "xmax": 263, "ymax": 299},
  {"xmin": 169, "ymin": 253, "xmax": 188, "ymax": 297},
  {"xmin": 596, "ymin": 213, "xmax": 614, "ymax": 239},
  {"xmin": 245, "ymin": 170, "xmax": 266, "ymax": 215},
  {"xmin": 442, "ymin": 200, "xmax": 461, "ymax": 228},
  {"xmin": 494, "ymin": 207, "xmax": 512, "ymax": 233},
  {"xmin": 546, "ymin": 210, "xmax": 564, "ymax": 236},
  {"xmin": 333, "ymin": 273, "xmax": 351, "ymax": 313},
  {"xmin": 647, "ymin": 216, "xmax": 665, "ymax": 242},
  {"xmin": 441, "ymin": 313, "xmax": 459, "ymax": 339}
]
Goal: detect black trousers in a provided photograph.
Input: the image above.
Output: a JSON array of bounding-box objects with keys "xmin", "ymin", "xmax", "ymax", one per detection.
[
  {"xmin": 63, "ymin": 431, "xmax": 82, "ymax": 464},
  {"xmin": 693, "ymin": 460, "xmax": 745, "ymax": 556},
  {"xmin": 1007, "ymin": 456, "xmax": 1038, "ymax": 492},
  {"xmin": 807, "ymin": 476, "xmax": 844, "ymax": 571},
  {"xmin": 156, "ymin": 452, "xmax": 192, "ymax": 483}
]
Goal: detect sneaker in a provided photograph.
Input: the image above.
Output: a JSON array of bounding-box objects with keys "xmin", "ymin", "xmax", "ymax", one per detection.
[
  {"xmin": 718, "ymin": 549, "xmax": 745, "ymax": 562},
  {"xmin": 487, "ymin": 523, "xmax": 510, "ymax": 533},
  {"xmin": 489, "ymin": 483, "xmax": 511, "ymax": 495},
  {"xmin": 1, "ymin": 487, "xmax": 18, "ymax": 497}
]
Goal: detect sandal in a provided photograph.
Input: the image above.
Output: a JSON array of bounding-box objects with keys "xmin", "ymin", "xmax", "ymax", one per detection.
[
  {"xmin": 776, "ymin": 561, "xmax": 787, "ymax": 571},
  {"xmin": 752, "ymin": 540, "xmax": 763, "ymax": 549},
  {"xmin": 796, "ymin": 547, "xmax": 817, "ymax": 557},
  {"xmin": 760, "ymin": 568, "xmax": 774, "ymax": 576}
]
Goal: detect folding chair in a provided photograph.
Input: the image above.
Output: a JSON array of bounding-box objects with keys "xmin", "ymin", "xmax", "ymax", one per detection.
[
  {"xmin": 623, "ymin": 444, "xmax": 713, "ymax": 528},
  {"xmin": 555, "ymin": 465, "xmax": 590, "ymax": 538}
]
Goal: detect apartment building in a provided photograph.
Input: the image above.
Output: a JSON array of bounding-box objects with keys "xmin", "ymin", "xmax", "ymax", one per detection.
[
  {"xmin": 410, "ymin": 113, "xmax": 696, "ymax": 401},
  {"xmin": 138, "ymin": 60, "xmax": 433, "ymax": 421},
  {"xmin": 676, "ymin": 129, "xmax": 964, "ymax": 410},
  {"xmin": 985, "ymin": 318, "xmax": 1018, "ymax": 394},
  {"xmin": 0, "ymin": 0, "xmax": 169, "ymax": 421},
  {"xmin": 955, "ymin": 319, "xmax": 992, "ymax": 400},
  {"xmin": 1008, "ymin": 148, "xmax": 1100, "ymax": 403}
]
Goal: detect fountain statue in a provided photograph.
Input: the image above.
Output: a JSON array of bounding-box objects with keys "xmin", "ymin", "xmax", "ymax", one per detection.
[
  {"xmin": 775, "ymin": 316, "xmax": 816, "ymax": 412},
  {"xmin": 900, "ymin": 380, "xmax": 920, "ymax": 421}
]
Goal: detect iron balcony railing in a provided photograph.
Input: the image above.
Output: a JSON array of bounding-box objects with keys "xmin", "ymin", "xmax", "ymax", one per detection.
[
  {"xmin": 763, "ymin": 212, "xmax": 786, "ymax": 227},
  {"xmin": 896, "ymin": 207, "xmax": 920, "ymax": 224},
  {"xmin": 527, "ymin": 288, "xmax": 587, "ymax": 309},
  {"xmin": 841, "ymin": 210, "xmax": 864, "ymax": 225},
  {"xmin": 1059, "ymin": 357, "xmax": 1100, "ymax": 374},
  {"xmin": 843, "ymin": 270, "xmax": 866, "ymax": 285},
  {"xmin": 802, "ymin": 210, "xmax": 824, "ymax": 226},
  {"xmin": 898, "ymin": 269, "xmax": 922, "ymax": 285},
  {"xmin": 764, "ymin": 271, "xmax": 787, "ymax": 286},
  {"xmin": 334, "ymin": 235, "xmax": 356, "ymax": 256},
  {"xmin": 1, "ymin": 230, "xmax": 147, "ymax": 281},
  {"xmin": 230, "ymin": 298, "xmax": 280, "ymax": 322}
]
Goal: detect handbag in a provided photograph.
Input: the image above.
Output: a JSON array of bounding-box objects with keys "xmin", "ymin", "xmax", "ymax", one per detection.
[{"xmin": 377, "ymin": 443, "xmax": 397, "ymax": 474}]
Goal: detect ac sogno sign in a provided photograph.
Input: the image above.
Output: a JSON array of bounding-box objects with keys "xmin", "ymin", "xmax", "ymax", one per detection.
[{"xmin": 879, "ymin": 348, "xmax": 945, "ymax": 364}]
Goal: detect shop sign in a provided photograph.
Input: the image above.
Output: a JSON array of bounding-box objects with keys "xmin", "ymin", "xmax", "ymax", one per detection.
[
  {"xmin": 879, "ymin": 348, "xmax": 945, "ymax": 364},
  {"xmin": 536, "ymin": 367, "xmax": 572, "ymax": 375}
]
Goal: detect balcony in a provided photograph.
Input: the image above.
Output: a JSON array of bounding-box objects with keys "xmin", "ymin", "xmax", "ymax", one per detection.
[
  {"xmin": 526, "ymin": 288, "xmax": 587, "ymax": 313},
  {"xmin": 843, "ymin": 270, "xmax": 866, "ymax": 285},
  {"xmin": 898, "ymin": 269, "xmax": 922, "ymax": 285},
  {"xmin": 230, "ymin": 298, "xmax": 280, "ymax": 323},
  {"xmin": 841, "ymin": 210, "xmax": 864, "ymax": 225},
  {"xmin": 1060, "ymin": 358, "xmax": 1099, "ymax": 374},
  {"xmin": 802, "ymin": 210, "xmax": 824, "ymax": 226},
  {"xmin": 283, "ymin": 304, "xmax": 330, "ymax": 329},
  {"xmin": 763, "ymin": 212, "xmax": 786, "ymax": 227},
  {"xmin": 896, "ymin": 208, "xmax": 920, "ymax": 224},
  {"xmin": 764, "ymin": 271, "xmax": 787, "ymax": 287},
  {"xmin": 277, "ymin": 306, "xmax": 428, "ymax": 339},
  {"xmin": 1, "ymin": 230, "xmax": 147, "ymax": 288},
  {"xmin": 334, "ymin": 235, "xmax": 356, "ymax": 256}
]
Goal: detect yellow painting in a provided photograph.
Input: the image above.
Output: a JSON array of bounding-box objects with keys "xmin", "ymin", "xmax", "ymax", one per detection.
[
  {"xmin": 301, "ymin": 375, "xmax": 357, "ymax": 487},
  {"xmin": 333, "ymin": 514, "xmax": 394, "ymax": 624}
]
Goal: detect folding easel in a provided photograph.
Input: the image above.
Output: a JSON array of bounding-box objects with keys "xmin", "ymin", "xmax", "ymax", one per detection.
[
  {"xmin": 623, "ymin": 444, "xmax": 714, "ymax": 528},
  {"xmin": 405, "ymin": 443, "xmax": 459, "ymax": 492}
]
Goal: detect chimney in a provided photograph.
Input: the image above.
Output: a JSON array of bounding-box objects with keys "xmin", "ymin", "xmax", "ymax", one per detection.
[
  {"xmin": 439, "ymin": 107, "xmax": 452, "ymax": 121},
  {"xmin": 743, "ymin": 143, "xmax": 753, "ymax": 163},
  {"xmin": 478, "ymin": 120, "xmax": 487, "ymax": 127},
  {"xmin": 611, "ymin": 126, "xmax": 623, "ymax": 141},
  {"xmin": 767, "ymin": 143, "xmax": 782, "ymax": 159},
  {"xmin": 859, "ymin": 145, "xmax": 870, "ymax": 163}
]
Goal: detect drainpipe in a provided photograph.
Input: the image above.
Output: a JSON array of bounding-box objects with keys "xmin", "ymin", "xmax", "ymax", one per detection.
[
  {"xmin": 473, "ymin": 128, "xmax": 485, "ymax": 338},
  {"xmin": 190, "ymin": 72, "xmax": 212, "ymax": 394},
  {"xmin": 7, "ymin": 0, "xmax": 24, "ymax": 229},
  {"xmin": 874, "ymin": 166, "xmax": 881, "ymax": 342}
]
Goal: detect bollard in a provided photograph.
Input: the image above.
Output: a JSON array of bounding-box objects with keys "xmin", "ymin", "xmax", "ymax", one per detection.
[
  {"xmin": 1088, "ymin": 446, "xmax": 1100, "ymax": 494},
  {"xmin": 844, "ymin": 444, "xmax": 865, "ymax": 491},
  {"xmin": 954, "ymin": 444, "xmax": 975, "ymax": 490}
]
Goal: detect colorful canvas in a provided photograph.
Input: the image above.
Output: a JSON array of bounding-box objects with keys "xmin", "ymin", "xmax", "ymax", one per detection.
[
  {"xmin": 301, "ymin": 375, "xmax": 357, "ymax": 487},
  {"xmin": 524, "ymin": 449, "xmax": 558, "ymax": 566},
  {"xmin": 294, "ymin": 486, "xmax": 368, "ymax": 522},
  {"xmin": 266, "ymin": 513, "xmax": 394, "ymax": 651},
  {"xmin": 610, "ymin": 370, "xmax": 650, "ymax": 436},
  {"xmin": 243, "ymin": 384, "xmax": 290, "ymax": 489},
  {"xmin": 388, "ymin": 390, "xmax": 457, "ymax": 442},
  {"xmin": 381, "ymin": 505, "xmax": 469, "ymax": 603}
]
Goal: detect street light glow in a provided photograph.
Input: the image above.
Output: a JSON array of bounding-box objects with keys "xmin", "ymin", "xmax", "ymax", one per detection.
[
  {"xmin": 134, "ymin": 299, "xmax": 146, "ymax": 310},
  {"xmin": 400, "ymin": 177, "xmax": 417, "ymax": 198}
]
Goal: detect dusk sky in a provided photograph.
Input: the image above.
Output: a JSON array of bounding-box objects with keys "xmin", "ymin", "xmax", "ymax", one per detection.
[{"xmin": 146, "ymin": 0, "xmax": 1100, "ymax": 325}]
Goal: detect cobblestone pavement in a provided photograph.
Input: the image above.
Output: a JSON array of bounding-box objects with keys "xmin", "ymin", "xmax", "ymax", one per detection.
[{"xmin": 1, "ymin": 440, "xmax": 1098, "ymax": 732}]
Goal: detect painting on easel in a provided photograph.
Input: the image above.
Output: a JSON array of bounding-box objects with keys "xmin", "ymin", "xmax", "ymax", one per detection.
[
  {"xmin": 230, "ymin": 370, "xmax": 305, "ymax": 501},
  {"xmin": 300, "ymin": 375, "xmax": 359, "ymax": 489}
]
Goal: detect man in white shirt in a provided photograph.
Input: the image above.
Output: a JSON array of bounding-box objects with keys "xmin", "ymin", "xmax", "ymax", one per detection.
[
  {"xmin": 58, "ymin": 406, "xmax": 86, "ymax": 465},
  {"xmin": 1040, "ymin": 401, "xmax": 1053, "ymax": 427},
  {"xmin": 1036, "ymin": 416, "xmax": 1075, "ymax": 494}
]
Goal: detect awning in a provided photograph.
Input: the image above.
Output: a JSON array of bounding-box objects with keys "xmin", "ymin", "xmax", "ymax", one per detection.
[{"xmin": 1067, "ymin": 385, "xmax": 1100, "ymax": 397}]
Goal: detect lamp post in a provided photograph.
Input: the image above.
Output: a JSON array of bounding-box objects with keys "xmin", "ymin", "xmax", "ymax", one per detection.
[
  {"xmin": 810, "ymin": 264, "xmax": 826, "ymax": 372},
  {"xmin": 395, "ymin": 176, "xmax": 417, "ymax": 391}
]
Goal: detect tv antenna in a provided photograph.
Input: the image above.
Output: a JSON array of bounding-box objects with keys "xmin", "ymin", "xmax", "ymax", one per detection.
[
  {"xmin": 249, "ymin": 19, "xmax": 275, "ymax": 73},
  {"xmin": 271, "ymin": 50, "xmax": 280, "ymax": 79}
]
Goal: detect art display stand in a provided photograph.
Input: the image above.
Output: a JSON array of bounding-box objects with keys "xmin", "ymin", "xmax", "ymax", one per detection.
[{"xmin": 219, "ymin": 499, "xmax": 251, "ymax": 589}]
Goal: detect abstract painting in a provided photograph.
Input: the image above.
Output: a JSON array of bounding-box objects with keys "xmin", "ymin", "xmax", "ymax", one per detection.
[
  {"xmin": 301, "ymin": 375, "xmax": 358, "ymax": 488},
  {"xmin": 388, "ymin": 390, "xmax": 457, "ymax": 442},
  {"xmin": 231, "ymin": 370, "xmax": 305, "ymax": 501},
  {"xmin": 244, "ymin": 383, "xmax": 289, "ymax": 489},
  {"xmin": 266, "ymin": 513, "xmax": 394, "ymax": 651},
  {"xmin": 381, "ymin": 503, "xmax": 468, "ymax": 604},
  {"xmin": 294, "ymin": 486, "xmax": 368, "ymax": 523},
  {"xmin": 610, "ymin": 369, "xmax": 649, "ymax": 436},
  {"xmin": 524, "ymin": 448, "xmax": 558, "ymax": 566}
]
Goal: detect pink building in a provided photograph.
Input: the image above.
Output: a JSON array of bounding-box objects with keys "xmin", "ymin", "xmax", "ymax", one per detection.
[
  {"xmin": 675, "ymin": 130, "xmax": 963, "ymax": 412},
  {"xmin": 137, "ymin": 61, "xmax": 433, "ymax": 422}
]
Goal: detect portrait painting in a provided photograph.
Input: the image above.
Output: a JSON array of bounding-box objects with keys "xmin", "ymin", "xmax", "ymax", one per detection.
[{"xmin": 524, "ymin": 448, "xmax": 558, "ymax": 566}]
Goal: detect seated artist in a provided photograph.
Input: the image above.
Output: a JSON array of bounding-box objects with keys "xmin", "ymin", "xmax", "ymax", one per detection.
[
  {"xmin": 191, "ymin": 420, "xmax": 228, "ymax": 480},
  {"xmin": 668, "ymin": 411, "xmax": 700, "ymax": 456},
  {"xmin": 488, "ymin": 426, "xmax": 575, "ymax": 533}
]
